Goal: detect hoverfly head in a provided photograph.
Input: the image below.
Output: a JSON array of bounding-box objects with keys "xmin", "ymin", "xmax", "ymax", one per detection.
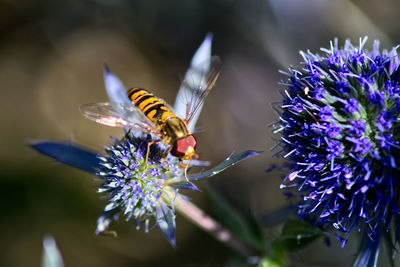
[{"xmin": 171, "ymin": 134, "xmax": 197, "ymax": 160}]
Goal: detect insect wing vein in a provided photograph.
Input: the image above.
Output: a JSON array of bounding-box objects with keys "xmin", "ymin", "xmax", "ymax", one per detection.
[
  {"xmin": 80, "ymin": 102, "xmax": 157, "ymax": 133},
  {"xmin": 177, "ymin": 56, "xmax": 221, "ymax": 127}
]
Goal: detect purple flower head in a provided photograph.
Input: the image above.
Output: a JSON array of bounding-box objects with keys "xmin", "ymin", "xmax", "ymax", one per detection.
[
  {"xmin": 377, "ymin": 111, "xmax": 393, "ymax": 132},
  {"xmin": 325, "ymin": 122, "xmax": 341, "ymax": 138},
  {"xmin": 349, "ymin": 49, "xmax": 365, "ymax": 65},
  {"xmin": 326, "ymin": 139, "xmax": 344, "ymax": 159},
  {"xmin": 96, "ymin": 133, "xmax": 184, "ymax": 234},
  {"xmin": 276, "ymin": 37, "xmax": 400, "ymax": 248},
  {"xmin": 349, "ymin": 119, "xmax": 366, "ymax": 136},
  {"xmin": 352, "ymin": 136, "xmax": 372, "ymax": 154},
  {"xmin": 291, "ymin": 97, "xmax": 304, "ymax": 112},
  {"xmin": 30, "ymin": 34, "xmax": 261, "ymax": 249},
  {"xmin": 334, "ymin": 79, "xmax": 350, "ymax": 94},
  {"xmin": 320, "ymin": 106, "xmax": 333, "ymax": 121},
  {"xmin": 314, "ymin": 86, "xmax": 326, "ymax": 100},
  {"xmin": 344, "ymin": 98, "xmax": 359, "ymax": 113}
]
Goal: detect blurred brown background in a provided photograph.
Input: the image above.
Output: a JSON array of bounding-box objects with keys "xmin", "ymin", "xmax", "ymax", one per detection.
[{"xmin": 1, "ymin": 0, "xmax": 400, "ymax": 266}]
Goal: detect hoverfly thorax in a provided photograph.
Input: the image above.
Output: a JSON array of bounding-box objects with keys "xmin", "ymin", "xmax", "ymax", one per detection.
[
  {"xmin": 162, "ymin": 117, "xmax": 197, "ymax": 159},
  {"xmin": 162, "ymin": 117, "xmax": 190, "ymax": 143}
]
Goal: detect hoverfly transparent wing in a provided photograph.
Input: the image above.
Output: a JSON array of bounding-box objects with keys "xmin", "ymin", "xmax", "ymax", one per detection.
[
  {"xmin": 176, "ymin": 56, "xmax": 221, "ymax": 131},
  {"xmin": 80, "ymin": 102, "xmax": 158, "ymax": 135}
]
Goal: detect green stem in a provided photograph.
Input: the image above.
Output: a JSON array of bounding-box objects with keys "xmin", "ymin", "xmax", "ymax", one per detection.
[{"xmin": 174, "ymin": 196, "xmax": 260, "ymax": 257}]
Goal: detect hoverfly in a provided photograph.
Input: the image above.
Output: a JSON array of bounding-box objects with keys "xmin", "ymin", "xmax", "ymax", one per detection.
[{"xmin": 80, "ymin": 56, "xmax": 221, "ymax": 180}]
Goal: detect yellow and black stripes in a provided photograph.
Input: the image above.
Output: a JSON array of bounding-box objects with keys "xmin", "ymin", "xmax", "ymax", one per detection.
[{"xmin": 127, "ymin": 88, "xmax": 176, "ymax": 123}]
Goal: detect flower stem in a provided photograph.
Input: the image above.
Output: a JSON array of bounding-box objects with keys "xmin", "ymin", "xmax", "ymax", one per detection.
[{"xmin": 174, "ymin": 196, "xmax": 260, "ymax": 257}]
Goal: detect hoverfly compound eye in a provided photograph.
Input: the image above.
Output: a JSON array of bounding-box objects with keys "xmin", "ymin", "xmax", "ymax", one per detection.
[
  {"xmin": 171, "ymin": 135, "xmax": 197, "ymax": 158},
  {"xmin": 186, "ymin": 135, "xmax": 197, "ymax": 150}
]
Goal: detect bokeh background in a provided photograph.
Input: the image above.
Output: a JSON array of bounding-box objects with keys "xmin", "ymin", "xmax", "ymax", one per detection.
[{"xmin": 2, "ymin": 0, "xmax": 400, "ymax": 266}]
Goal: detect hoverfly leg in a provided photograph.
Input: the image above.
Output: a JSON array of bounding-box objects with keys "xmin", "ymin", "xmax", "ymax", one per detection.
[
  {"xmin": 183, "ymin": 158, "xmax": 192, "ymax": 182},
  {"xmin": 140, "ymin": 139, "xmax": 162, "ymax": 178},
  {"xmin": 178, "ymin": 158, "xmax": 192, "ymax": 181},
  {"xmin": 122, "ymin": 129, "xmax": 132, "ymax": 140},
  {"xmin": 181, "ymin": 152, "xmax": 198, "ymax": 181},
  {"xmin": 160, "ymin": 146, "xmax": 172, "ymax": 171},
  {"xmin": 179, "ymin": 160, "xmax": 186, "ymax": 169}
]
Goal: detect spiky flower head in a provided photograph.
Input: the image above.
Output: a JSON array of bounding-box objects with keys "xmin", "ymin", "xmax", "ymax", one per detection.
[
  {"xmin": 93, "ymin": 34, "xmax": 216, "ymax": 243},
  {"xmin": 276, "ymin": 37, "xmax": 400, "ymax": 246},
  {"xmin": 30, "ymin": 34, "xmax": 259, "ymax": 249},
  {"xmin": 95, "ymin": 133, "xmax": 186, "ymax": 236}
]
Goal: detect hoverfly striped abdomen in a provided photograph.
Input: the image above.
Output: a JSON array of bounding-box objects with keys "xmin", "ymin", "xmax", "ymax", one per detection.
[{"xmin": 127, "ymin": 88, "xmax": 176, "ymax": 124}]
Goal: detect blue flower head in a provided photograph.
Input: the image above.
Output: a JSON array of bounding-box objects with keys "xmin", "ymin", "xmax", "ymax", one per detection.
[
  {"xmin": 92, "ymin": 33, "xmax": 218, "ymax": 245},
  {"xmin": 95, "ymin": 133, "xmax": 184, "ymax": 236},
  {"xmin": 277, "ymin": 37, "xmax": 400, "ymax": 247},
  {"xmin": 30, "ymin": 33, "xmax": 260, "ymax": 248},
  {"xmin": 30, "ymin": 34, "xmax": 217, "ymax": 247}
]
